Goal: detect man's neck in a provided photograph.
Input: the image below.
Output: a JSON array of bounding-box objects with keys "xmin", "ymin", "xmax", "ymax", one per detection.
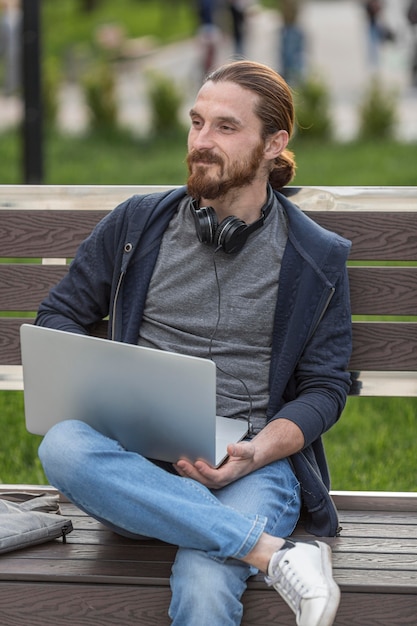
[{"xmin": 201, "ymin": 183, "xmax": 269, "ymax": 224}]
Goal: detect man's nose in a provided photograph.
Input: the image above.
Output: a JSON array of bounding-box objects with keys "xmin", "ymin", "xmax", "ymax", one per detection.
[{"xmin": 191, "ymin": 126, "xmax": 215, "ymax": 151}]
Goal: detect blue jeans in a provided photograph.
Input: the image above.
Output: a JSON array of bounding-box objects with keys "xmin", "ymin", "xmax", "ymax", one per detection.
[{"xmin": 39, "ymin": 420, "xmax": 301, "ymax": 626}]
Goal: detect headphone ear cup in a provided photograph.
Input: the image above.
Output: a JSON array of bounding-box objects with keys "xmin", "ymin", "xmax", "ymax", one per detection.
[
  {"xmin": 215, "ymin": 216, "xmax": 249, "ymax": 254},
  {"xmin": 191, "ymin": 199, "xmax": 268, "ymax": 253},
  {"xmin": 192, "ymin": 205, "xmax": 218, "ymax": 244}
]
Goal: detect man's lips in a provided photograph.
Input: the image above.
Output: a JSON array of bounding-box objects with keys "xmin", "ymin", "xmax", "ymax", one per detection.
[{"xmin": 189, "ymin": 151, "xmax": 222, "ymax": 167}]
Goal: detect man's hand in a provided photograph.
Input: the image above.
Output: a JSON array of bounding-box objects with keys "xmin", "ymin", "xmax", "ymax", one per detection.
[
  {"xmin": 174, "ymin": 418, "xmax": 304, "ymax": 490},
  {"xmin": 174, "ymin": 440, "xmax": 257, "ymax": 489}
]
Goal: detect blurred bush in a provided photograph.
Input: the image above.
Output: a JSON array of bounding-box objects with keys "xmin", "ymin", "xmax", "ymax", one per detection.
[
  {"xmin": 358, "ymin": 78, "xmax": 397, "ymax": 140},
  {"xmin": 82, "ymin": 61, "xmax": 118, "ymax": 131},
  {"xmin": 293, "ymin": 75, "xmax": 333, "ymax": 140},
  {"xmin": 147, "ymin": 72, "xmax": 183, "ymax": 136}
]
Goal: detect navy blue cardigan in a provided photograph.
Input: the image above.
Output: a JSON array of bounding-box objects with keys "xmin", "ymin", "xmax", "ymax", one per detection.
[{"xmin": 36, "ymin": 186, "xmax": 352, "ymax": 536}]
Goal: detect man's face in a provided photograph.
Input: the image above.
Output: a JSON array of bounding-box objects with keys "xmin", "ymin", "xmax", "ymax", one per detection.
[{"xmin": 186, "ymin": 80, "xmax": 267, "ymax": 200}]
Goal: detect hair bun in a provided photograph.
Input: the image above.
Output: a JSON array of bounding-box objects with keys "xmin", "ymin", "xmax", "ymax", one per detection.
[{"xmin": 269, "ymin": 149, "xmax": 297, "ymax": 190}]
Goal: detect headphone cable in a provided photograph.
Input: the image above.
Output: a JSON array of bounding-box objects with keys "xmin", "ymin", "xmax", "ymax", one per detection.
[{"xmin": 209, "ymin": 249, "xmax": 253, "ymax": 433}]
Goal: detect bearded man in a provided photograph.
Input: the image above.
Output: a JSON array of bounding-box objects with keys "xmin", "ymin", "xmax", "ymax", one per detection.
[{"xmin": 36, "ymin": 60, "xmax": 351, "ymax": 626}]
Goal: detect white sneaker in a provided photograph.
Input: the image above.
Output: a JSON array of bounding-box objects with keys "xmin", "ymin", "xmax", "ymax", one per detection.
[{"xmin": 265, "ymin": 540, "xmax": 340, "ymax": 626}]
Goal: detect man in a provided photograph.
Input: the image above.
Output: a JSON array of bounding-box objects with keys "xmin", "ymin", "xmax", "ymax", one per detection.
[{"xmin": 37, "ymin": 60, "xmax": 352, "ymax": 626}]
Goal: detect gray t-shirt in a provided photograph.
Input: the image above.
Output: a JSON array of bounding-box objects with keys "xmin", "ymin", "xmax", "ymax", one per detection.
[{"xmin": 138, "ymin": 195, "xmax": 288, "ymax": 434}]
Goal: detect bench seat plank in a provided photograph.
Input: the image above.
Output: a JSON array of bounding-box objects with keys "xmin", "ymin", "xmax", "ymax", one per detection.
[
  {"xmin": 332, "ymin": 491, "xmax": 417, "ymax": 511},
  {"xmin": 335, "ymin": 510, "xmax": 417, "ymax": 524},
  {"xmin": 0, "ymin": 583, "xmax": 174, "ymax": 626},
  {"xmin": 3, "ymin": 544, "xmax": 415, "ymax": 579},
  {"xmin": 0, "ymin": 490, "xmax": 415, "ymax": 594},
  {"xmin": 0, "ymin": 582, "xmax": 416, "ymax": 626},
  {"xmin": 4, "ymin": 536, "xmax": 416, "ymax": 562}
]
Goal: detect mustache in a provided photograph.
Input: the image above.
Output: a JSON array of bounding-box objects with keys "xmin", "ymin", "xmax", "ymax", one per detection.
[{"xmin": 187, "ymin": 149, "xmax": 223, "ymax": 166}]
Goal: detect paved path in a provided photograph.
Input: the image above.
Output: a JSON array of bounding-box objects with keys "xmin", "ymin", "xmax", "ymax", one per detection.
[
  {"xmin": 1, "ymin": 1, "xmax": 416, "ymax": 141},
  {"xmin": 299, "ymin": 0, "xmax": 417, "ymax": 141}
]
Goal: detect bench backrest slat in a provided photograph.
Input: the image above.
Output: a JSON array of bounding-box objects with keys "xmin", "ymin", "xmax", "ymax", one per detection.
[
  {"xmin": 2, "ymin": 265, "xmax": 415, "ymax": 317},
  {"xmin": 304, "ymin": 211, "xmax": 417, "ymax": 261},
  {"xmin": 0, "ymin": 266, "xmax": 68, "ymax": 310},
  {"xmin": 1, "ymin": 319, "xmax": 415, "ymax": 373},
  {"xmin": 2, "ymin": 206, "xmax": 416, "ymax": 260},
  {"xmin": 351, "ymin": 322, "xmax": 416, "ymax": 370},
  {"xmin": 348, "ymin": 267, "xmax": 417, "ymax": 316},
  {"xmin": 0, "ymin": 210, "xmax": 109, "ymax": 258},
  {"xmin": 1, "ymin": 186, "xmax": 416, "ymax": 396}
]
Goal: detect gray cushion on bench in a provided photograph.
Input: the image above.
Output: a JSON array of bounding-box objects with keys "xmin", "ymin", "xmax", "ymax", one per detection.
[{"xmin": 0, "ymin": 492, "xmax": 73, "ymax": 555}]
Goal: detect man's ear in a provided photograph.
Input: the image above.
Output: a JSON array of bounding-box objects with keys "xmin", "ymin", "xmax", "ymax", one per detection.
[{"xmin": 264, "ymin": 130, "xmax": 289, "ymax": 159}]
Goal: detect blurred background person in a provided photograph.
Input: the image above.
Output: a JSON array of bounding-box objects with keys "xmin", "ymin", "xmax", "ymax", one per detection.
[
  {"xmin": 363, "ymin": 0, "xmax": 395, "ymax": 69},
  {"xmin": 195, "ymin": 0, "xmax": 222, "ymax": 77},
  {"xmin": 228, "ymin": 0, "xmax": 250, "ymax": 58},
  {"xmin": 279, "ymin": 0, "xmax": 305, "ymax": 86},
  {"xmin": 407, "ymin": 0, "xmax": 417, "ymax": 86},
  {"xmin": 363, "ymin": 0, "xmax": 383, "ymax": 67},
  {"xmin": 0, "ymin": 0, "xmax": 21, "ymax": 95}
]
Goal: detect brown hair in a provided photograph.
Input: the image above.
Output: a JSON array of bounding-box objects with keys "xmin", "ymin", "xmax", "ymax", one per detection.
[{"xmin": 205, "ymin": 60, "xmax": 296, "ymax": 189}]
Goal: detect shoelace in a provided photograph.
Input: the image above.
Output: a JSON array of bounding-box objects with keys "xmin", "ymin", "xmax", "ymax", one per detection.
[{"xmin": 265, "ymin": 557, "xmax": 311, "ymax": 612}]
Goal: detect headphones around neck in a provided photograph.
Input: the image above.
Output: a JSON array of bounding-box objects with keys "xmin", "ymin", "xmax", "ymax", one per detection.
[{"xmin": 190, "ymin": 189, "xmax": 273, "ymax": 254}]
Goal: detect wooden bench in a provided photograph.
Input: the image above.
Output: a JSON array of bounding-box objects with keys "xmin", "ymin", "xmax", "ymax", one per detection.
[{"xmin": 0, "ymin": 185, "xmax": 416, "ymax": 625}]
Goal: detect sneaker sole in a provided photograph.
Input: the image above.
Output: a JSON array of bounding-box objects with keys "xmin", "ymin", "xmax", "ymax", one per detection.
[{"xmin": 315, "ymin": 542, "xmax": 341, "ymax": 626}]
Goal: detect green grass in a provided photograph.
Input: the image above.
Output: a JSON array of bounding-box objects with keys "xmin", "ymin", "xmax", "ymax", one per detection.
[
  {"xmin": 1, "ymin": 128, "xmax": 189, "ymax": 185},
  {"xmin": 324, "ymin": 397, "xmax": 417, "ymax": 491},
  {"xmin": 44, "ymin": 128, "xmax": 190, "ymax": 185},
  {"xmin": 2, "ymin": 393, "xmax": 416, "ymax": 489},
  {"xmin": 0, "ymin": 392, "xmax": 45, "ymax": 484},
  {"xmin": 2, "ymin": 129, "xmax": 417, "ymax": 186},
  {"xmin": 292, "ymin": 139, "xmax": 417, "ymax": 186}
]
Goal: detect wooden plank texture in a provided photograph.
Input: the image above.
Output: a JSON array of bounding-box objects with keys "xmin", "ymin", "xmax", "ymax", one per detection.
[
  {"xmin": 2, "ymin": 264, "xmax": 416, "ymax": 315},
  {"xmin": 0, "ymin": 209, "xmax": 108, "ymax": 258},
  {"xmin": 0, "ymin": 485, "xmax": 415, "ymax": 625},
  {"xmin": 0, "ymin": 583, "xmax": 173, "ymax": 626},
  {"xmin": 2, "ymin": 208, "xmax": 417, "ymax": 260},
  {"xmin": 0, "ymin": 265, "xmax": 68, "ymax": 310},
  {"xmin": 348, "ymin": 266, "xmax": 417, "ymax": 316},
  {"xmin": 0, "ymin": 582, "xmax": 415, "ymax": 626},
  {"xmin": 0, "ymin": 494, "xmax": 416, "ymax": 590},
  {"xmin": 305, "ymin": 211, "xmax": 417, "ymax": 261},
  {"xmin": 332, "ymin": 491, "xmax": 417, "ymax": 512},
  {"xmin": 350, "ymin": 322, "xmax": 417, "ymax": 371},
  {"xmin": 1, "ymin": 185, "xmax": 417, "ymax": 260},
  {"xmin": 2, "ymin": 318, "xmax": 417, "ymax": 372}
]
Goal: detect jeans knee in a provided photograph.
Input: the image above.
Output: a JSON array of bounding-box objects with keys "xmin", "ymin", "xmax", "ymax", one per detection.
[
  {"xmin": 38, "ymin": 420, "xmax": 87, "ymax": 486},
  {"xmin": 169, "ymin": 548, "xmax": 250, "ymax": 626}
]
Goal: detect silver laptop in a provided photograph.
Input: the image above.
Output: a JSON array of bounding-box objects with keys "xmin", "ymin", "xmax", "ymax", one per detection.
[{"xmin": 20, "ymin": 324, "xmax": 248, "ymax": 467}]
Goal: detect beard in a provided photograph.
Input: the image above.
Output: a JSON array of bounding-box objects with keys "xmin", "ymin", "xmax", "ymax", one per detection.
[{"xmin": 186, "ymin": 142, "xmax": 265, "ymax": 200}]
